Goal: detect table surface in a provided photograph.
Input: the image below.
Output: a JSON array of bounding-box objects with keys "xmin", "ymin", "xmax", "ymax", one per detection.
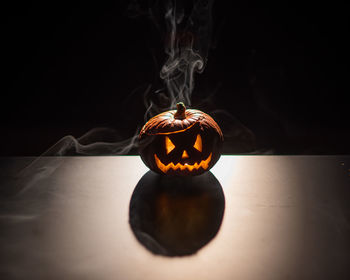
[{"xmin": 1, "ymin": 156, "xmax": 350, "ymax": 280}]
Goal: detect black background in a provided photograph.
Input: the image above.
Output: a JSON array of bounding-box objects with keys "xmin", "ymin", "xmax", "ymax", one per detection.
[{"xmin": 1, "ymin": 1, "xmax": 349, "ymax": 155}]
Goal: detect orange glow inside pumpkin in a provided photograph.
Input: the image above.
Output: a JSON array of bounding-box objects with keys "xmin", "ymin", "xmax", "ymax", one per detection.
[
  {"xmin": 193, "ymin": 134, "xmax": 202, "ymax": 152},
  {"xmin": 154, "ymin": 153, "xmax": 212, "ymax": 173},
  {"xmin": 156, "ymin": 133, "xmax": 210, "ymax": 173},
  {"xmin": 181, "ymin": 150, "xmax": 189, "ymax": 159},
  {"xmin": 165, "ymin": 136, "xmax": 175, "ymax": 154}
]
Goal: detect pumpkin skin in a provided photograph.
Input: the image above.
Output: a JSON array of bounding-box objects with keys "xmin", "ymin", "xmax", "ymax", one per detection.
[{"xmin": 139, "ymin": 103, "xmax": 223, "ymax": 176}]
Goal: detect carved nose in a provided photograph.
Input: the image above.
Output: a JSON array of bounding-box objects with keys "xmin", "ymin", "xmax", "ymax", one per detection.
[{"xmin": 181, "ymin": 150, "xmax": 189, "ymax": 159}]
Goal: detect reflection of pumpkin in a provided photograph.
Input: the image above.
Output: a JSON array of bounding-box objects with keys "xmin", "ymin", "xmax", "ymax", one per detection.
[
  {"xmin": 129, "ymin": 171, "xmax": 225, "ymax": 256},
  {"xmin": 139, "ymin": 102, "xmax": 223, "ymax": 176},
  {"xmin": 155, "ymin": 191, "xmax": 213, "ymax": 249}
]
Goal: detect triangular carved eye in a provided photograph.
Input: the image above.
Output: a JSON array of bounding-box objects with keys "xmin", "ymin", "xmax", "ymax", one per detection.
[
  {"xmin": 193, "ymin": 134, "xmax": 202, "ymax": 152},
  {"xmin": 165, "ymin": 136, "xmax": 175, "ymax": 154}
]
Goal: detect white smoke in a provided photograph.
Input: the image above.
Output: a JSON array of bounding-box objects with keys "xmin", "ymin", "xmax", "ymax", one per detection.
[{"xmin": 159, "ymin": 0, "xmax": 214, "ymax": 109}]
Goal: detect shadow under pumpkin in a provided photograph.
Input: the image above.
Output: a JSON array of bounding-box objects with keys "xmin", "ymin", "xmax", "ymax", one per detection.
[{"xmin": 129, "ymin": 171, "xmax": 225, "ymax": 256}]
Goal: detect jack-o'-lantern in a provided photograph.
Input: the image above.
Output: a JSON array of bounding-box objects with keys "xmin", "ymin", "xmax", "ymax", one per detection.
[{"xmin": 139, "ymin": 102, "xmax": 223, "ymax": 176}]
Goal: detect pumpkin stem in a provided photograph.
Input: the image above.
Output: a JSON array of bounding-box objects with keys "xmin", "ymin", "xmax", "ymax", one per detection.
[{"xmin": 174, "ymin": 102, "xmax": 186, "ymax": 120}]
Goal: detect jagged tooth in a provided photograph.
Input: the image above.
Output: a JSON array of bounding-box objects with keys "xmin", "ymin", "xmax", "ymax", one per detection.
[
  {"xmin": 200, "ymin": 159, "xmax": 205, "ymax": 169},
  {"xmin": 193, "ymin": 162, "xmax": 199, "ymax": 170},
  {"xmin": 155, "ymin": 153, "xmax": 213, "ymax": 173}
]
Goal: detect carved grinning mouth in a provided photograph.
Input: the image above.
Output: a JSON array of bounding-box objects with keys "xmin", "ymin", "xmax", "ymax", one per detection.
[{"xmin": 154, "ymin": 153, "xmax": 212, "ymax": 173}]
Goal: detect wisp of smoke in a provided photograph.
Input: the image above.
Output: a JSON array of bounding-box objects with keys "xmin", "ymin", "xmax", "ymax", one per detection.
[{"xmin": 160, "ymin": 0, "xmax": 214, "ymax": 109}]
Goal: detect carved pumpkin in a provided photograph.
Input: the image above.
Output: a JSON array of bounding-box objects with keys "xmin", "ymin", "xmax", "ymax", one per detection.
[{"xmin": 139, "ymin": 102, "xmax": 223, "ymax": 176}]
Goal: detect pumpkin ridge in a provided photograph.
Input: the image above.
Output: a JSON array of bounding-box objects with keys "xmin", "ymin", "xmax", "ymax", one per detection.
[{"xmin": 139, "ymin": 109, "xmax": 204, "ymax": 136}]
